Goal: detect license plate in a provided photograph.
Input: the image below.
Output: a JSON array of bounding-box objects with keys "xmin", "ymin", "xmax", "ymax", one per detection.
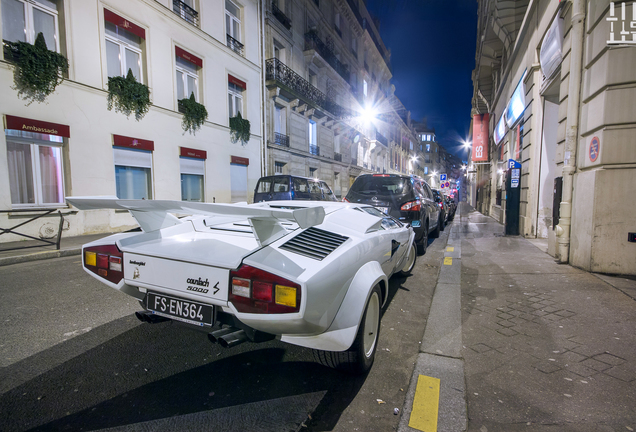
[
  {"xmin": 146, "ymin": 292, "xmax": 214, "ymax": 327},
  {"xmin": 376, "ymin": 207, "xmax": 389, "ymax": 215}
]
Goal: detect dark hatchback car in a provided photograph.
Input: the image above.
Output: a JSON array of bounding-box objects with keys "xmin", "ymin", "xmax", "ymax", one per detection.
[
  {"xmin": 253, "ymin": 175, "xmax": 337, "ymax": 202},
  {"xmin": 344, "ymin": 174, "xmax": 441, "ymax": 254}
]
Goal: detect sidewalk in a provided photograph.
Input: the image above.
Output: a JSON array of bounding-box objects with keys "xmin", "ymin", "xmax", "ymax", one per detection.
[
  {"xmin": 398, "ymin": 203, "xmax": 636, "ymax": 432},
  {"xmin": 0, "ymin": 232, "xmax": 114, "ymax": 267},
  {"xmin": 458, "ymin": 204, "xmax": 636, "ymax": 431}
]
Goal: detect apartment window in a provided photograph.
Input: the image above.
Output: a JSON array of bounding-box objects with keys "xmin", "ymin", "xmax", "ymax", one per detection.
[
  {"xmin": 114, "ymin": 148, "xmax": 152, "ymax": 199},
  {"xmin": 176, "ymin": 47, "xmax": 202, "ymax": 104},
  {"xmin": 308, "ymin": 119, "xmax": 317, "ymax": 146},
  {"xmin": 309, "ymin": 167, "xmax": 317, "ymax": 178},
  {"xmin": 228, "ymin": 75, "xmax": 246, "ymax": 117},
  {"xmin": 426, "ymin": 143, "xmax": 431, "ymax": 152},
  {"xmin": 351, "ymin": 36, "xmax": 357, "ymax": 57},
  {"xmin": 363, "ymin": 79, "xmax": 368, "ymax": 98},
  {"xmin": 2, "ymin": 0, "xmax": 60, "ymax": 52},
  {"xmin": 5, "ymin": 129, "xmax": 65, "ymax": 207},
  {"xmin": 225, "ymin": 0, "xmax": 241, "ymax": 45},
  {"xmin": 410, "ymin": 141, "xmax": 413, "ymax": 150},
  {"xmin": 275, "ymin": 161, "xmax": 285, "ymax": 174},
  {"xmin": 104, "ymin": 10, "xmax": 145, "ymax": 82},
  {"xmin": 274, "ymin": 105, "xmax": 286, "ymax": 134},
  {"xmin": 180, "ymin": 152, "xmax": 205, "ymax": 202},
  {"xmin": 424, "ymin": 166, "xmax": 428, "ymax": 175},
  {"xmin": 334, "ymin": 13, "xmax": 341, "ymax": 36}
]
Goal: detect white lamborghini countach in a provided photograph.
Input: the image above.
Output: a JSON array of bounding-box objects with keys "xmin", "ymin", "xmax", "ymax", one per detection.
[{"xmin": 67, "ymin": 197, "xmax": 417, "ymax": 374}]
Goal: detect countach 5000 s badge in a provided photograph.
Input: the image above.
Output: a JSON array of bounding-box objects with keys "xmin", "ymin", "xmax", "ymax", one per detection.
[{"xmin": 186, "ymin": 278, "xmax": 220, "ymax": 294}]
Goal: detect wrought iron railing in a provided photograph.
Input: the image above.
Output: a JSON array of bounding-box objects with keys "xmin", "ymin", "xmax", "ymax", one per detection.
[
  {"xmin": 334, "ymin": 152, "xmax": 342, "ymax": 162},
  {"xmin": 226, "ymin": 34, "xmax": 244, "ymax": 56},
  {"xmin": 173, "ymin": 0, "xmax": 199, "ymax": 26},
  {"xmin": 265, "ymin": 58, "xmax": 349, "ymax": 119},
  {"xmin": 309, "ymin": 145, "xmax": 320, "ymax": 156},
  {"xmin": 271, "ymin": 2, "xmax": 291, "ymax": 29},
  {"xmin": 304, "ymin": 31, "xmax": 350, "ymax": 82},
  {"xmin": 0, "ymin": 209, "xmax": 65, "ymax": 252},
  {"xmin": 274, "ymin": 132, "xmax": 289, "ymax": 147}
]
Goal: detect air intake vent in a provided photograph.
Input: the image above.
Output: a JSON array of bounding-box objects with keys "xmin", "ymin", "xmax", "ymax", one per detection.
[{"xmin": 280, "ymin": 227, "xmax": 348, "ymax": 260}]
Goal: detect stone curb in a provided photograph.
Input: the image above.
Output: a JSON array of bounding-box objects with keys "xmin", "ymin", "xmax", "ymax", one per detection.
[{"xmin": 0, "ymin": 247, "xmax": 82, "ymax": 267}]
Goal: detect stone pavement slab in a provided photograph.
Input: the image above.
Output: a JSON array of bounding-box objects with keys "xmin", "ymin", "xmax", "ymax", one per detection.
[{"xmin": 459, "ymin": 204, "xmax": 636, "ymax": 432}]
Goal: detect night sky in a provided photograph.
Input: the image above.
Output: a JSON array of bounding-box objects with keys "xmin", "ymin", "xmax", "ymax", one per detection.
[{"xmin": 365, "ymin": 0, "xmax": 478, "ymax": 161}]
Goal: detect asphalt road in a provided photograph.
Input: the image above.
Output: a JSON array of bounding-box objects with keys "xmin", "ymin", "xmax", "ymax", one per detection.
[{"xmin": 0, "ymin": 228, "xmax": 450, "ymax": 432}]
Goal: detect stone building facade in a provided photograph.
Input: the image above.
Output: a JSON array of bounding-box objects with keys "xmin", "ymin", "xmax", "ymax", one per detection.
[
  {"xmin": 1, "ymin": 0, "xmax": 264, "ymax": 241},
  {"xmin": 469, "ymin": 0, "xmax": 636, "ymax": 275}
]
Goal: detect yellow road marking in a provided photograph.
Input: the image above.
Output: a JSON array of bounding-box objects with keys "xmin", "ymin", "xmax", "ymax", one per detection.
[
  {"xmin": 409, "ymin": 374, "xmax": 440, "ymax": 431},
  {"xmin": 446, "ymin": 247, "xmax": 454, "ymax": 252},
  {"xmin": 443, "ymin": 257, "xmax": 453, "ymax": 265}
]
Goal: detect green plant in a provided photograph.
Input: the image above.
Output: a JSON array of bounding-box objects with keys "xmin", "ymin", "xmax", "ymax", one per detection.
[
  {"xmin": 229, "ymin": 111, "xmax": 251, "ymax": 145},
  {"xmin": 179, "ymin": 93, "xmax": 208, "ymax": 134},
  {"xmin": 107, "ymin": 69, "xmax": 151, "ymax": 121},
  {"xmin": 5, "ymin": 32, "xmax": 68, "ymax": 105}
]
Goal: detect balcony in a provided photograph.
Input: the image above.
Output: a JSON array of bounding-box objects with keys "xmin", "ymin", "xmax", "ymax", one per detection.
[
  {"xmin": 226, "ymin": 34, "xmax": 244, "ymax": 56},
  {"xmin": 304, "ymin": 30, "xmax": 350, "ymax": 82},
  {"xmin": 309, "ymin": 145, "xmax": 320, "ymax": 156},
  {"xmin": 334, "ymin": 152, "xmax": 342, "ymax": 162},
  {"xmin": 274, "ymin": 132, "xmax": 289, "ymax": 147},
  {"xmin": 265, "ymin": 58, "xmax": 349, "ymax": 119},
  {"xmin": 271, "ymin": 2, "xmax": 291, "ymax": 30},
  {"xmin": 376, "ymin": 132, "xmax": 388, "ymax": 147},
  {"xmin": 173, "ymin": 0, "xmax": 198, "ymax": 26}
]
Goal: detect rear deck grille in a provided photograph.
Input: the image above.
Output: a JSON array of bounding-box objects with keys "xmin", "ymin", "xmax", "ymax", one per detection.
[{"xmin": 280, "ymin": 227, "xmax": 348, "ymax": 260}]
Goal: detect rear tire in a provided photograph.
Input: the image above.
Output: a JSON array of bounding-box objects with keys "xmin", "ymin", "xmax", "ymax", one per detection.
[
  {"xmin": 398, "ymin": 242, "xmax": 417, "ymax": 276},
  {"xmin": 416, "ymin": 223, "xmax": 428, "ymax": 255},
  {"xmin": 312, "ymin": 285, "xmax": 381, "ymax": 374}
]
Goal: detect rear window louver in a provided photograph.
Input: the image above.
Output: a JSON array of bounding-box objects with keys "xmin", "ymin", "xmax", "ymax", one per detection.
[{"xmin": 279, "ymin": 227, "xmax": 349, "ymax": 260}]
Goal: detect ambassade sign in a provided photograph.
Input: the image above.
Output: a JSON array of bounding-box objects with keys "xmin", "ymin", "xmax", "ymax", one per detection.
[{"xmin": 5, "ymin": 115, "xmax": 71, "ymax": 138}]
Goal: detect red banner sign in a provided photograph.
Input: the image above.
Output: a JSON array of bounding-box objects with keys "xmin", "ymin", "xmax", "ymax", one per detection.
[
  {"xmin": 180, "ymin": 147, "xmax": 207, "ymax": 160},
  {"xmin": 5, "ymin": 115, "xmax": 70, "ymax": 137},
  {"xmin": 113, "ymin": 134, "xmax": 154, "ymax": 151},
  {"xmin": 104, "ymin": 9, "xmax": 145, "ymax": 39},
  {"xmin": 175, "ymin": 46, "xmax": 203, "ymax": 68},
  {"xmin": 472, "ymin": 113, "xmax": 490, "ymax": 162},
  {"xmin": 228, "ymin": 74, "xmax": 246, "ymax": 90},
  {"xmin": 231, "ymin": 156, "xmax": 249, "ymax": 166}
]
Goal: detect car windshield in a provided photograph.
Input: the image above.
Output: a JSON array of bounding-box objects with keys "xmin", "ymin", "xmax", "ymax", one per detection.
[{"xmin": 351, "ymin": 177, "xmax": 412, "ymax": 196}]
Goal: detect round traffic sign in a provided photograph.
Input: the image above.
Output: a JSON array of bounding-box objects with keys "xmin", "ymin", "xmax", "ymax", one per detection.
[{"xmin": 589, "ymin": 136, "xmax": 600, "ymax": 162}]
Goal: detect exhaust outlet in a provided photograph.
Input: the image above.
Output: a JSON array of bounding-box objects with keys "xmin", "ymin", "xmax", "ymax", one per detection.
[
  {"xmin": 208, "ymin": 327, "xmax": 236, "ymax": 344},
  {"xmin": 218, "ymin": 330, "xmax": 248, "ymax": 348}
]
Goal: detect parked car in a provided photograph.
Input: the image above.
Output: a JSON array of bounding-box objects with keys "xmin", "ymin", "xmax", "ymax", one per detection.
[
  {"xmin": 344, "ymin": 174, "xmax": 441, "ymax": 254},
  {"xmin": 431, "ymin": 188, "xmax": 448, "ymax": 228},
  {"xmin": 445, "ymin": 196, "xmax": 456, "ymax": 221},
  {"xmin": 253, "ymin": 175, "xmax": 337, "ymax": 202},
  {"xmin": 67, "ymin": 197, "xmax": 417, "ymax": 374}
]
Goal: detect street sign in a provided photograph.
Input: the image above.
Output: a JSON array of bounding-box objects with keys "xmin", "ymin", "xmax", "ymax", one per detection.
[
  {"xmin": 440, "ymin": 174, "xmax": 447, "ymax": 181},
  {"xmin": 445, "ymin": 182, "xmax": 450, "ymax": 188},
  {"xmin": 508, "ymin": 159, "xmax": 521, "ymax": 169},
  {"xmin": 440, "ymin": 183, "xmax": 445, "ymax": 188}
]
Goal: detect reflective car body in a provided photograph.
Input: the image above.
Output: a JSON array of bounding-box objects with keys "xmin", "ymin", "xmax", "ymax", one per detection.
[
  {"xmin": 253, "ymin": 175, "xmax": 337, "ymax": 202},
  {"xmin": 67, "ymin": 197, "xmax": 416, "ymax": 373},
  {"xmin": 344, "ymin": 174, "xmax": 440, "ymax": 254}
]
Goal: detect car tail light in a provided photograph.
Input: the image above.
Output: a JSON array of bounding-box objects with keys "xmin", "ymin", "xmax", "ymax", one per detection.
[
  {"xmin": 342, "ymin": 197, "xmax": 350, "ymax": 202},
  {"xmin": 401, "ymin": 200, "xmax": 421, "ymax": 211},
  {"xmin": 229, "ymin": 265, "xmax": 301, "ymax": 314},
  {"xmin": 372, "ymin": 174, "xmax": 390, "ymax": 177},
  {"xmin": 438, "ymin": 202, "xmax": 444, "ymax": 209},
  {"xmin": 84, "ymin": 244, "xmax": 124, "ymax": 284}
]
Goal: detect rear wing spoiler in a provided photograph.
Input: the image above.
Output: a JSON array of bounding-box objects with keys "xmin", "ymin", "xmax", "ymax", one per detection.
[{"xmin": 66, "ymin": 197, "xmax": 325, "ymax": 246}]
